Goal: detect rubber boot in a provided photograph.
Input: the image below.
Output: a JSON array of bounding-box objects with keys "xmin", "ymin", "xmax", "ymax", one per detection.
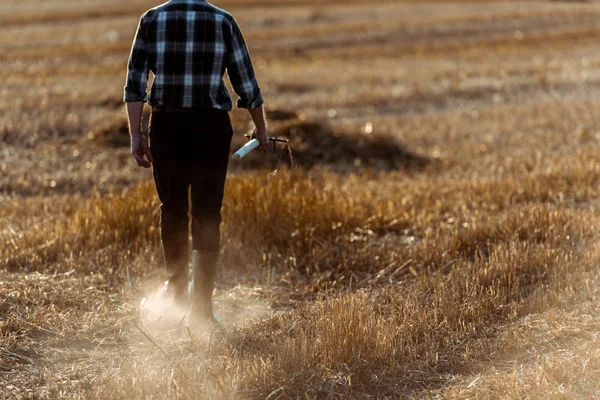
[
  {"xmin": 166, "ymin": 273, "xmax": 188, "ymax": 306},
  {"xmin": 164, "ymin": 257, "xmax": 189, "ymax": 307},
  {"xmin": 189, "ymin": 250, "xmax": 218, "ymax": 325}
]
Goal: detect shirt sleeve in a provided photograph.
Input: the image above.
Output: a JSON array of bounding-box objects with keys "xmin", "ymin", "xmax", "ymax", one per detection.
[
  {"xmin": 226, "ymin": 18, "xmax": 264, "ymax": 109},
  {"xmin": 124, "ymin": 15, "xmax": 150, "ymax": 103}
]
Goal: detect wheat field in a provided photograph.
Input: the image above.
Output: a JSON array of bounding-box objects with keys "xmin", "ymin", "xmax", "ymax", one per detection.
[{"xmin": 3, "ymin": 0, "xmax": 600, "ymax": 398}]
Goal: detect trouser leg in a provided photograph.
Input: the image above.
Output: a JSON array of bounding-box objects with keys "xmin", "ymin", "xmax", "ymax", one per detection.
[
  {"xmin": 149, "ymin": 109, "xmax": 232, "ymax": 318},
  {"xmin": 189, "ymin": 126, "xmax": 233, "ymax": 321},
  {"xmin": 190, "ymin": 168, "xmax": 227, "ymax": 253},
  {"xmin": 153, "ymin": 159, "xmax": 190, "ymax": 300},
  {"xmin": 150, "ymin": 113, "xmax": 191, "ymax": 302}
]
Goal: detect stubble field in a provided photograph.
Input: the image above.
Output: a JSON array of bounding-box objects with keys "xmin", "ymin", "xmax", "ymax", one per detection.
[{"xmin": 3, "ymin": 0, "xmax": 600, "ymax": 398}]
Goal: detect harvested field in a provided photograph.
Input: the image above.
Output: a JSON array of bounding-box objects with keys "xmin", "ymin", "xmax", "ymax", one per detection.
[{"xmin": 2, "ymin": 0, "xmax": 600, "ymax": 398}]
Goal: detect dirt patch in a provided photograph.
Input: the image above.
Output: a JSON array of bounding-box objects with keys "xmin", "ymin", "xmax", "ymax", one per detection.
[
  {"xmin": 91, "ymin": 110, "xmax": 151, "ymax": 148},
  {"xmin": 92, "ymin": 118, "xmax": 130, "ymax": 148},
  {"xmin": 232, "ymin": 110, "xmax": 430, "ymax": 171},
  {"xmin": 281, "ymin": 119, "xmax": 430, "ymax": 170}
]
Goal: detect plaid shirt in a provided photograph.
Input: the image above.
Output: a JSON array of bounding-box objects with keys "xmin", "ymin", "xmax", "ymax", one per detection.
[{"xmin": 124, "ymin": 0, "xmax": 263, "ymax": 110}]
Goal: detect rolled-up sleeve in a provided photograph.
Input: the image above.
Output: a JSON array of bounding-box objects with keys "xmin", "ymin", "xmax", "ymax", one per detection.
[
  {"xmin": 124, "ymin": 15, "xmax": 150, "ymax": 103},
  {"xmin": 226, "ymin": 18, "xmax": 264, "ymax": 109}
]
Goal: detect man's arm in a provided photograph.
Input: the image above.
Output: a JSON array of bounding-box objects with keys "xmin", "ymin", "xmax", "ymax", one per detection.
[
  {"xmin": 124, "ymin": 15, "xmax": 150, "ymax": 104},
  {"xmin": 124, "ymin": 15, "xmax": 152, "ymax": 168},
  {"xmin": 126, "ymin": 102, "xmax": 152, "ymax": 168},
  {"xmin": 226, "ymin": 17, "xmax": 268, "ymax": 148}
]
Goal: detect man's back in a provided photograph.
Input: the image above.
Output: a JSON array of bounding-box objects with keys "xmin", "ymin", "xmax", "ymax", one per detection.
[{"xmin": 124, "ymin": 0, "xmax": 263, "ymax": 111}]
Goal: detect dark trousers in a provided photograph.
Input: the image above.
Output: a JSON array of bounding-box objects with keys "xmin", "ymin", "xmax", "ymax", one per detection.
[{"xmin": 149, "ymin": 109, "xmax": 233, "ymax": 277}]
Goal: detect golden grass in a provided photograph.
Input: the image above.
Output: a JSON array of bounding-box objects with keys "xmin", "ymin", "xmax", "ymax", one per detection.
[{"xmin": 2, "ymin": 167, "xmax": 599, "ymax": 397}]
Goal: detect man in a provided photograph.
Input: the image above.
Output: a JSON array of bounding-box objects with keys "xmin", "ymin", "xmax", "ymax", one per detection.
[{"xmin": 124, "ymin": 0, "xmax": 268, "ymax": 324}]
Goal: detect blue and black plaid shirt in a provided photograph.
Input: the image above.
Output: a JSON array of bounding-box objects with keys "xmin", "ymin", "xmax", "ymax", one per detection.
[{"xmin": 124, "ymin": 0, "xmax": 264, "ymax": 110}]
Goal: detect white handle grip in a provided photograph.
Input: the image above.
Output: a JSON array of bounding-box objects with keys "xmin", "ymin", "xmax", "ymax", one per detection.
[{"xmin": 232, "ymin": 139, "xmax": 260, "ymax": 161}]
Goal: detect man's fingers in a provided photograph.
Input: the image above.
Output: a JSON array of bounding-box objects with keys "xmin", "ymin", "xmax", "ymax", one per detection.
[
  {"xmin": 139, "ymin": 153, "xmax": 151, "ymax": 167},
  {"xmin": 146, "ymin": 148, "xmax": 154, "ymax": 164},
  {"xmin": 132, "ymin": 152, "xmax": 143, "ymax": 164},
  {"xmin": 257, "ymin": 135, "xmax": 267, "ymax": 149},
  {"xmin": 132, "ymin": 152, "xmax": 151, "ymax": 168},
  {"xmin": 250, "ymin": 128, "xmax": 268, "ymax": 152},
  {"xmin": 260, "ymin": 138, "xmax": 268, "ymax": 150}
]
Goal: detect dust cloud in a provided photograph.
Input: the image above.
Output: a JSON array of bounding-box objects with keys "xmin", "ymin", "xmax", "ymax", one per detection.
[{"xmin": 138, "ymin": 282, "xmax": 272, "ymax": 340}]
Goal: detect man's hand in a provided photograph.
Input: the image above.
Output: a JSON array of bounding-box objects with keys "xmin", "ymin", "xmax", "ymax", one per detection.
[
  {"xmin": 131, "ymin": 136, "xmax": 153, "ymax": 168},
  {"xmin": 251, "ymin": 127, "xmax": 268, "ymax": 150}
]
